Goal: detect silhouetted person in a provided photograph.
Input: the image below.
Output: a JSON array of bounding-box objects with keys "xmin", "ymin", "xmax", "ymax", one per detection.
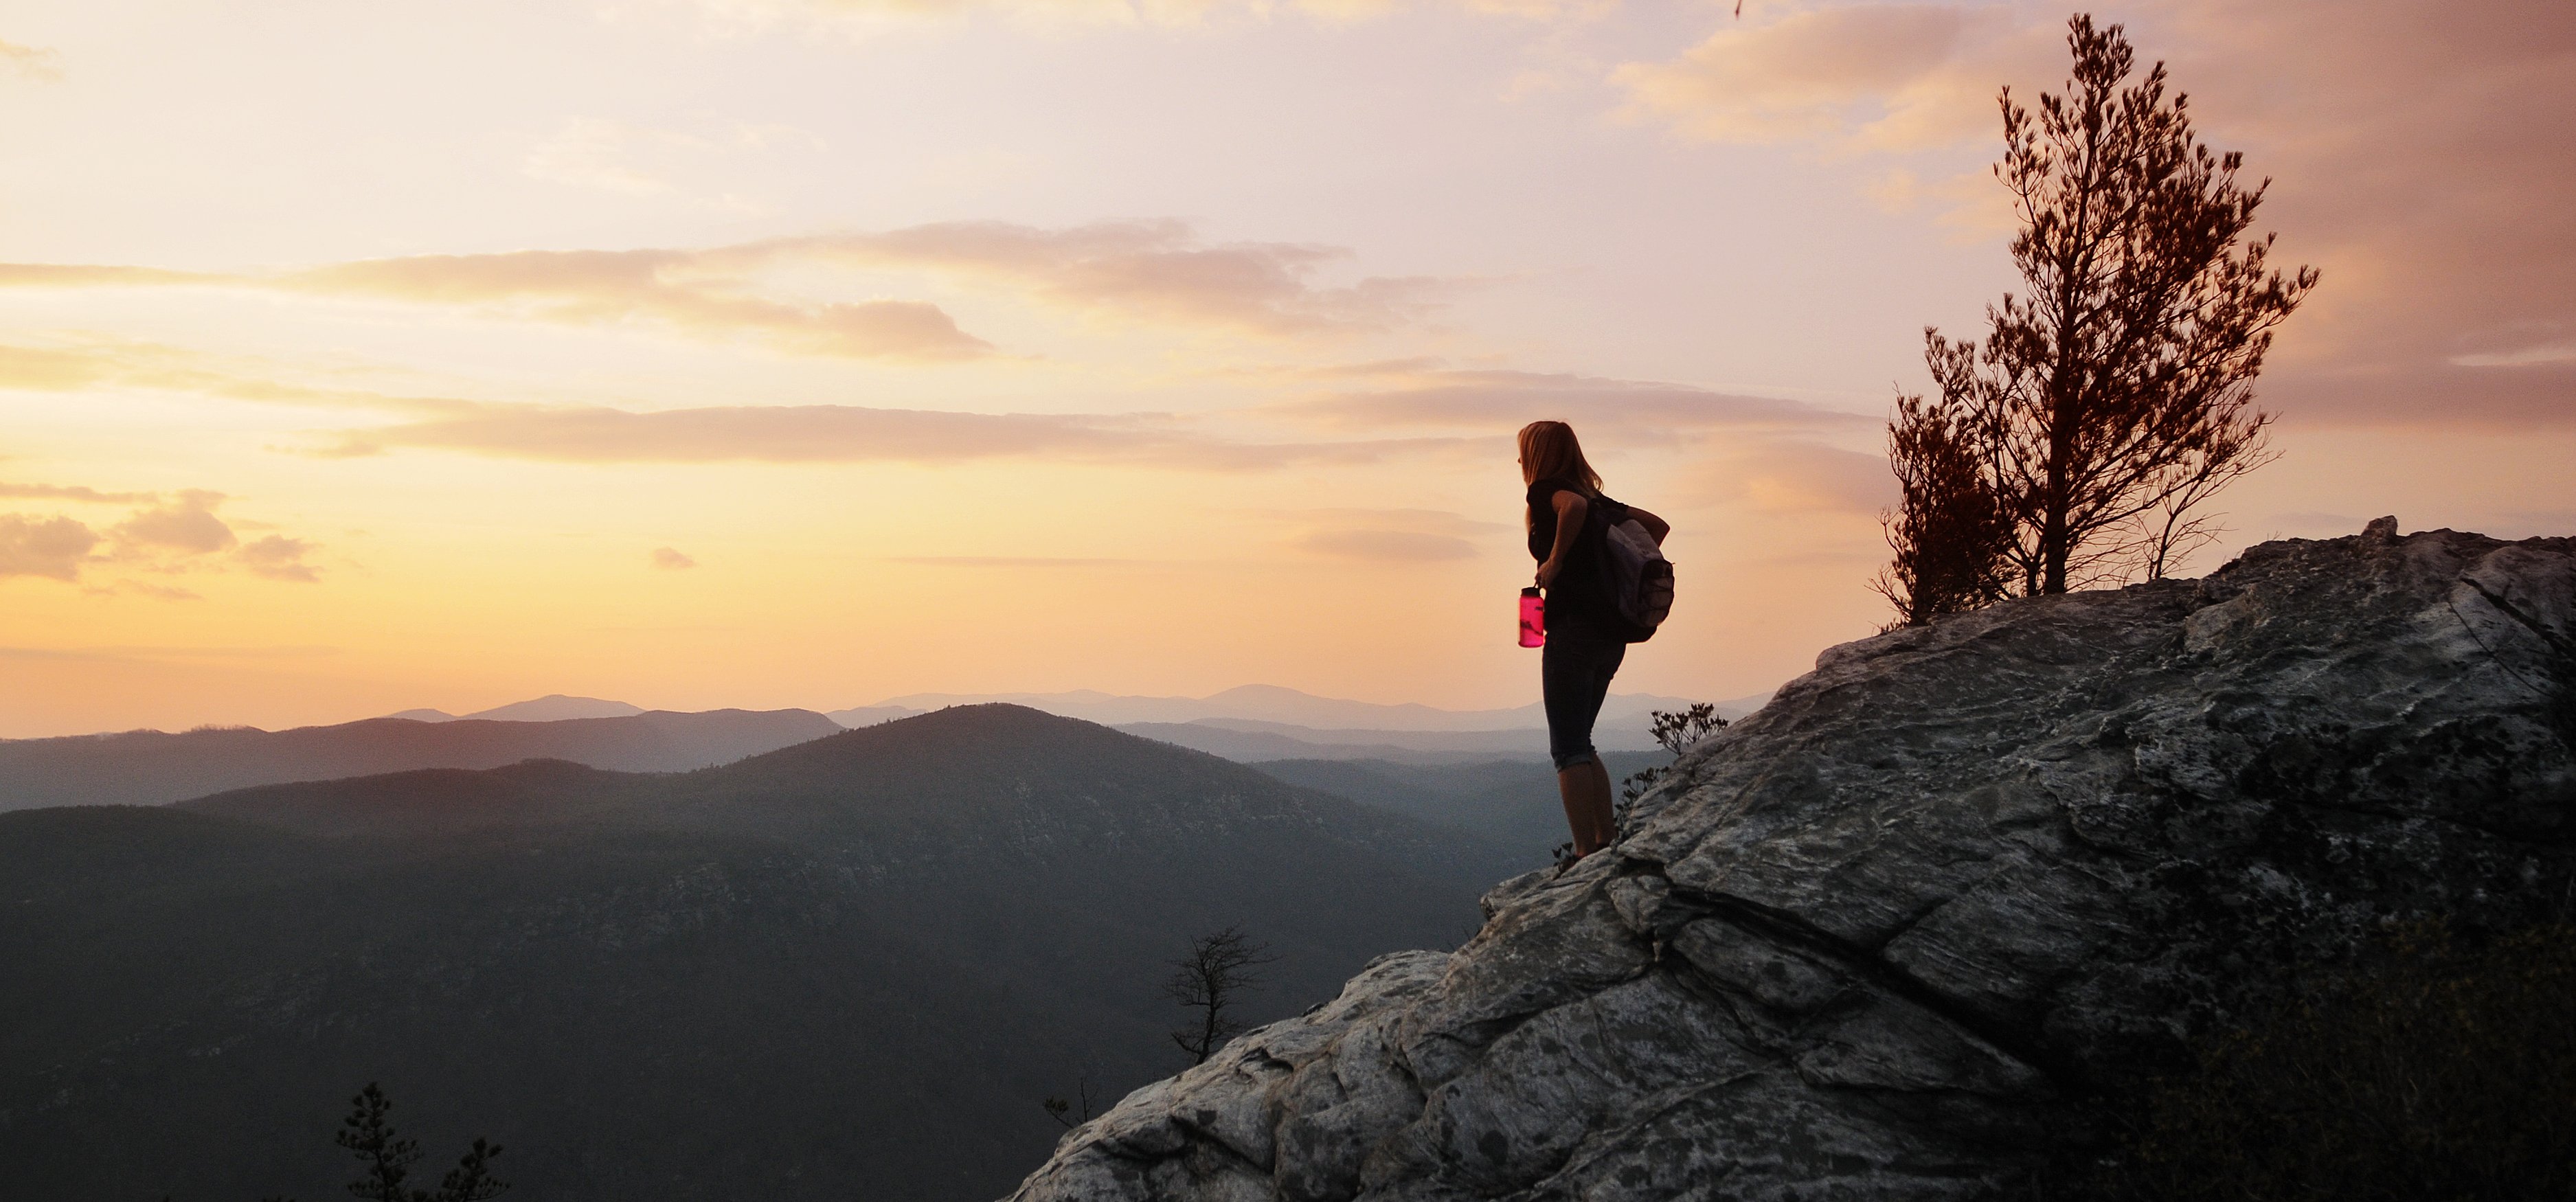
[{"xmin": 1519, "ymin": 420, "xmax": 1667, "ymax": 863}]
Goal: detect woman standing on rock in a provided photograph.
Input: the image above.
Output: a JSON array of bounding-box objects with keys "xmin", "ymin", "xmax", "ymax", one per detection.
[{"xmin": 1520, "ymin": 420, "xmax": 1667, "ymax": 863}]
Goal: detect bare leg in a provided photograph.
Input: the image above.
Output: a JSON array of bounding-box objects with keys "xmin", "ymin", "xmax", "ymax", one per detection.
[
  {"xmin": 1557, "ymin": 760, "xmax": 1618, "ymax": 857},
  {"xmin": 1581, "ymin": 759, "xmax": 1617, "ymax": 850},
  {"xmin": 1555, "ymin": 768, "xmax": 1588, "ymax": 857}
]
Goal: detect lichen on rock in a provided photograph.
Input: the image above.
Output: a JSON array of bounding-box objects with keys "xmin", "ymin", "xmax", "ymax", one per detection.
[{"xmin": 1009, "ymin": 526, "xmax": 2576, "ymax": 1201}]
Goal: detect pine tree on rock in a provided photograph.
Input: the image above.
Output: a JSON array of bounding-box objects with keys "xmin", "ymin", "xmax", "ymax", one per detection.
[
  {"xmin": 1876, "ymin": 390, "xmax": 2016, "ymax": 626},
  {"xmin": 1884, "ymin": 12, "xmax": 2316, "ymax": 615}
]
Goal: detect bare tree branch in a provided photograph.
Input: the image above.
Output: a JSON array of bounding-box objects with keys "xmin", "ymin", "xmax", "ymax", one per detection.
[{"xmin": 1164, "ymin": 926, "xmax": 1276, "ymax": 1066}]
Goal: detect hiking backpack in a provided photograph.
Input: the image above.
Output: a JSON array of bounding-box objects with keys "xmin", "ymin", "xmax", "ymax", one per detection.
[{"xmin": 1592, "ymin": 499, "xmax": 1675, "ymax": 643}]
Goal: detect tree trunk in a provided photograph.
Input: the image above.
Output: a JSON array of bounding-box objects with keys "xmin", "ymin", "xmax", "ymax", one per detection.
[{"xmin": 2042, "ymin": 402, "xmax": 2075, "ymax": 594}]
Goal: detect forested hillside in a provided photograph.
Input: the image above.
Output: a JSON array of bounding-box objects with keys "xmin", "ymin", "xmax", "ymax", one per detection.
[{"xmin": 0, "ymin": 705, "xmax": 1515, "ymax": 1201}]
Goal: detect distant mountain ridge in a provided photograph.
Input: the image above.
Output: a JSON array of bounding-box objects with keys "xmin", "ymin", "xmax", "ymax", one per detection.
[
  {"xmin": 824, "ymin": 684, "xmax": 1772, "ymax": 741},
  {"xmin": 853, "ymin": 683, "xmax": 1760, "ymax": 732},
  {"xmin": 0, "ymin": 708, "xmax": 837, "ymax": 811},
  {"xmin": 379, "ymin": 694, "xmax": 648, "ymax": 723}
]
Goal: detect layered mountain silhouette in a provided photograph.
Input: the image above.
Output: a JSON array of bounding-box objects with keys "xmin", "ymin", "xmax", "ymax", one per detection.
[
  {"xmin": 0, "ymin": 705, "xmax": 1517, "ymax": 1202},
  {"xmin": 847, "ymin": 685, "xmax": 1770, "ymax": 764},
  {"xmin": 381, "ymin": 694, "xmax": 650, "ymax": 723},
  {"xmin": 0, "ymin": 685, "xmax": 1767, "ymax": 813},
  {"xmin": 0, "ymin": 707, "xmax": 839, "ymax": 811}
]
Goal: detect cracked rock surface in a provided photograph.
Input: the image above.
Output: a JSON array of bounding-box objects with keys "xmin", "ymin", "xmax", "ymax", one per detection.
[{"xmin": 1008, "ymin": 527, "xmax": 2576, "ymax": 1202}]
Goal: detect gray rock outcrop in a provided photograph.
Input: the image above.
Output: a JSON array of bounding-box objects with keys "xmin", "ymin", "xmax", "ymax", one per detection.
[{"xmin": 1008, "ymin": 525, "xmax": 2576, "ymax": 1201}]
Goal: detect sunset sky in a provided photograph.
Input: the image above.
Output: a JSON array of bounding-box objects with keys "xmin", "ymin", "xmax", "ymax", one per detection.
[{"xmin": 2, "ymin": 0, "xmax": 2570, "ymax": 737}]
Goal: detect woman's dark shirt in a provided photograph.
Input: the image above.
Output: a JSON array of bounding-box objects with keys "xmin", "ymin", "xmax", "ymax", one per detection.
[{"xmin": 1528, "ymin": 477, "xmax": 1623, "ymax": 634}]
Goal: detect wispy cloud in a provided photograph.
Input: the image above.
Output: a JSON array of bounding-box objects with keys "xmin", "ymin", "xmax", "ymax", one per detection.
[
  {"xmin": 0, "ymin": 336, "xmax": 1485, "ymax": 472},
  {"xmin": 643, "ymin": 0, "xmax": 1604, "ymax": 38},
  {"xmin": 237, "ymin": 535, "xmax": 321, "ymax": 582},
  {"xmin": 0, "ymin": 486, "xmax": 327, "ymax": 589},
  {"xmin": 1269, "ymin": 362, "xmax": 1872, "ymax": 441},
  {"xmin": 0, "ymin": 39, "xmax": 61, "ymax": 82},
  {"xmin": 113, "ymin": 490, "xmax": 237, "ymax": 556},
  {"xmin": 0, "ymin": 337, "xmax": 477, "ymax": 417},
  {"xmin": 527, "ymin": 117, "xmax": 684, "ymax": 196},
  {"xmin": 0, "ymin": 264, "xmax": 216, "ymax": 287},
  {"xmin": 93, "ymin": 580, "xmax": 205, "ymax": 602},
  {"xmin": 752, "ymin": 220, "xmax": 1449, "ymax": 336},
  {"xmin": 0, "ymin": 642, "xmax": 341, "ymax": 661},
  {"xmin": 0, "ymin": 249, "xmax": 984, "ymax": 363},
  {"xmin": 0, "ymin": 481, "xmax": 159, "ymax": 504},
  {"xmin": 521, "ymin": 117, "xmax": 817, "ymax": 212},
  {"xmin": 318, "ymin": 400, "xmax": 1473, "ymax": 469},
  {"xmin": 0, "ymin": 343, "xmax": 118, "ymax": 390},
  {"xmin": 1611, "ymin": 4, "xmax": 2054, "ymax": 152},
  {"xmin": 650, "ymin": 546, "xmax": 699, "ymax": 569},
  {"xmin": 0, "ymin": 514, "xmax": 98, "ymax": 580},
  {"xmin": 0, "ymin": 220, "xmax": 1450, "ymax": 361},
  {"xmin": 286, "ymin": 249, "xmax": 993, "ymax": 361}
]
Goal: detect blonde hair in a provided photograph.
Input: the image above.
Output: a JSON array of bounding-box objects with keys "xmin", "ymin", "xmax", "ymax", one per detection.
[{"xmin": 1517, "ymin": 420, "xmax": 1601, "ymax": 491}]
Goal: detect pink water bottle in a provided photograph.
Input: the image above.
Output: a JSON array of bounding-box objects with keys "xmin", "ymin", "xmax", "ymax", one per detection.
[{"xmin": 1518, "ymin": 587, "xmax": 1546, "ymax": 648}]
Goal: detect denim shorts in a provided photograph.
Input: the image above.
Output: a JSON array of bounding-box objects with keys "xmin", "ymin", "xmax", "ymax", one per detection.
[{"xmin": 1542, "ymin": 623, "xmax": 1627, "ymax": 771}]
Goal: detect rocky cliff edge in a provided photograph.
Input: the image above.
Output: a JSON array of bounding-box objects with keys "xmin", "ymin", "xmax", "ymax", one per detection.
[{"xmin": 1008, "ymin": 524, "xmax": 2576, "ymax": 1201}]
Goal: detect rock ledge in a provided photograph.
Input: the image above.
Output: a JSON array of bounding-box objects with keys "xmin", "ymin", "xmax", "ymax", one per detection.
[{"xmin": 1010, "ymin": 528, "xmax": 2576, "ymax": 1201}]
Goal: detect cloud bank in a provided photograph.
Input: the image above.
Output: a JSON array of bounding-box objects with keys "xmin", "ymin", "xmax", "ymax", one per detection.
[
  {"xmin": 289, "ymin": 249, "xmax": 992, "ymax": 361},
  {"xmin": 0, "ymin": 514, "xmax": 98, "ymax": 580},
  {"xmin": 0, "ymin": 481, "xmax": 159, "ymax": 504},
  {"xmin": 327, "ymin": 401, "xmax": 1470, "ymax": 469},
  {"xmin": 0, "ymin": 488, "xmax": 323, "ymax": 591},
  {"xmin": 0, "ymin": 336, "xmax": 1498, "ymax": 472},
  {"xmin": 1273, "ymin": 363, "xmax": 1874, "ymax": 441},
  {"xmin": 754, "ymin": 220, "xmax": 1446, "ymax": 336},
  {"xmin": 651, "ymin": 0, "xmax": 1601, "ymax": 37},
  {"xmin": 0, "ymin": 220, "xmax": 1447, "ymax": 362}
]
